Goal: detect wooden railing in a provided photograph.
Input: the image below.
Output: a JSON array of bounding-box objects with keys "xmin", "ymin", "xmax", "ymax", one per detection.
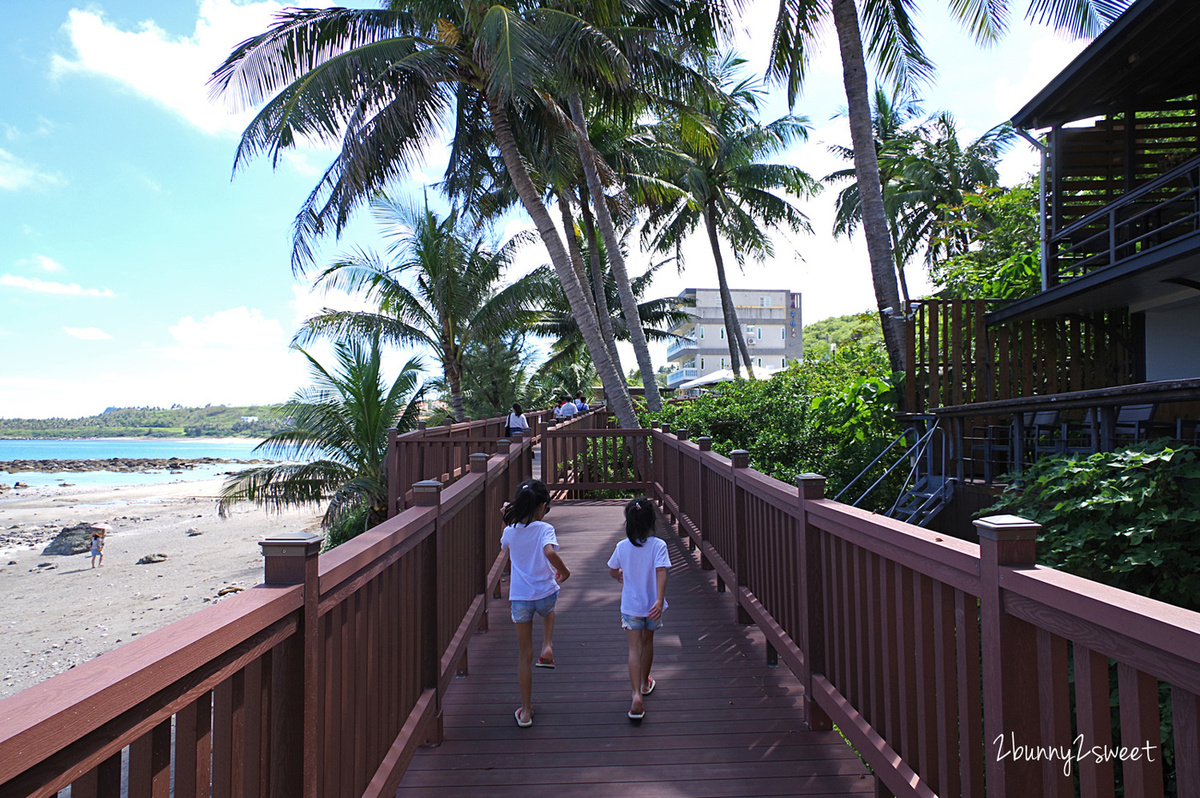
[
  {"xmin": 649, "ymin": 424, "xmax": 1200, "ymax": 798},
  {"xmin": 905, "ymin": 298, "xmax": 1137, "ymax": 415},
  {"xmin": 540, "ymin": 408, "xmax": 651, "ymax": 499},
  {"xmin": 0, "ymin": 436, "xmax": 532, "ymax": 797},
  {"xmin": 387, "ymin": 409, "xmax": 551, "ymax": 514}
]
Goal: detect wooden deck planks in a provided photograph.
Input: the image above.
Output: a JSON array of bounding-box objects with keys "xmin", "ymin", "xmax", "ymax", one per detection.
[{"xmin": 395, "ymin": 501, "xmax": 872, "ymax": 797}]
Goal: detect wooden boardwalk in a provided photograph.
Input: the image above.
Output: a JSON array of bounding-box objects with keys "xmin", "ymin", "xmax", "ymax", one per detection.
[{"xmin": 396, "ymin": 501, "xmax": 872, "ymax": 797}]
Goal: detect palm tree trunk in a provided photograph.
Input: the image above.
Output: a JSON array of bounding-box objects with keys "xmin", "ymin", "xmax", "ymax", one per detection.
[
  {"xmin": 831, "ymin": 0, "xmax": 907, "ymax": 380},
  {"xmin": 577, "ymin": 190, "xmax": 623, "ymax": 370},
  {"xmin": 487, "ymin": 98, "xmax": 639, "ymax": 429},
  {"xmin": 568, "ymin": 93, "xmax": 663, "ymax": 413},
  {"xmin": 446, "ymin": 359, "xmax": 467, "ymax": 423},
  {"xmin": 703, "ymin": 205, "xmax": 755, "ymax": 379}
]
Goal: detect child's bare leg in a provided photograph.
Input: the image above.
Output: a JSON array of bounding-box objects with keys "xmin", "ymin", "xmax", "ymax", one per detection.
[
  {"xmin": 516, "ymin": 621, "xmax": 534, "ymax": 722},
  {"xmin": 540, "ymin": 610, "xmax": 555, "ymax": 661},
  {"xmin": 640, "ymin": 629, "xmax": 655, "ymax": 692},
  {"xmin": 626, "ymin": 628, "xmax": 645, "ymax": 714}
]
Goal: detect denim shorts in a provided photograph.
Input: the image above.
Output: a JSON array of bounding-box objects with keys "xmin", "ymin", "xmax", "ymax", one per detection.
[
  {"xmin": 511, "ymin": 593, "xmax": 558, "ymax": 623},
  {"xmin": 621, "ymin": 613, "xmax": 663, "ymax": 631}
]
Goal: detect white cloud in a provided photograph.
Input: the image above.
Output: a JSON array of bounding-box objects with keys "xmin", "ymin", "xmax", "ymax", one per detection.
[
  {"xmin": 50, "ymin": 0, "xmax": 336, "ymax": 143},
  {"xmin": 0, "ymin": 148, "xmax": 66, "ymax": 192},
  {"xmin": 64, "ymin": 326, "xmax": 112, "ymax": 340},
  {"xmin": 18, "ymin": 254, "xmax": 65, "ymax": 273},
  {"xmin": 169, "ymin": 306, "xmax": 286, "ymax": 349},
  {"xmin": 992, "ymin": 32, "xmax": 1089, "ymax": 124},
  {"xmin": 0, "ymin": 274, "xmax": 115, "ymax": 297}
]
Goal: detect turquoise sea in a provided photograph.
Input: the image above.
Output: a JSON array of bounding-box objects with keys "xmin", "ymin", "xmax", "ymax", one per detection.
[{"xmin": 0, "ymin": 438, "xmax": 271, "ymax": 490}]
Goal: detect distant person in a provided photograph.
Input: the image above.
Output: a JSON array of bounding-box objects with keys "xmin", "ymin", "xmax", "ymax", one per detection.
[
  {"xmin": 89, "ymin": 526, "xmax": 106, "ymax": 568},
  {"xmin": 553, "ymin": 400, "xmax": 563, "ymax": 421},
  {"xmin": 506, "ymin": 403, "xmax": 529, "ymax": 438},
  {"xmin": 575, "ymin": 392, "xmax": 589, "ymax": 412},
  {"xmin": 501, "ymin": 479, "xmax": 570, "ymax": 728},
  {"xmin": 607, "ymin": 497, "xmax": 669, "ymax": 721},
  {"xmin": 559, "ymin": 397, "xmax": 576, "ymax": 419}
]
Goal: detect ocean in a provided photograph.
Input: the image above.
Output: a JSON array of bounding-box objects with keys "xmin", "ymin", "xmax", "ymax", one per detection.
[{"xmin": 0, "ymin": 438, "xmax": 272, "ymax": 489}]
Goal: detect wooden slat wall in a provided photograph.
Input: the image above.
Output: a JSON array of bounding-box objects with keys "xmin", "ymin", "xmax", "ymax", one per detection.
[{"xmin": 905, "ymin": 299, "xmax": 1137, "ymax": 414}]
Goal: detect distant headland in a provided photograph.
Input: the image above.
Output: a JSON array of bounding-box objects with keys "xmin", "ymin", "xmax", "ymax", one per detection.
[{"xmin": 0, "ymin": 404, "xmax": 286, "ymax": 440}]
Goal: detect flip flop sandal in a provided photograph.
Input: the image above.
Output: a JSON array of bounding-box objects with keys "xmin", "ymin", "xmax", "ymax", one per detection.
[
  {"xmin": 641, "ymin": 677, "xmax": 656, "ymax": 696},
  {"xmin": 627, "ymin": 708, "xmax": 645, "ymax": 722},
  {"xmin": 535, "ymin": 655, "xmax": 555, "ymax": 669},
  {"xmin": 514, "ymin": 708, "xmax": 533, "ymax": 728}
]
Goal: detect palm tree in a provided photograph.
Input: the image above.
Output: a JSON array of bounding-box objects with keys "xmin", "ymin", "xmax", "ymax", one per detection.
[
  {"xmin": 533, "ymin": 254, "xmax": 694, "ymax": 371},
  {"xmin": 293, "ymin": 194, "xmax": 551, "ymax": 423},
  {"xmin": 219, "ymin": 336, "xmax": 424, "ymax": 546},
  {"xmin": 769, "ymin": 0, "xmax": 1132, "ymax": 378},
  {"xmin": 210, "ymin": 2, "xmax": 646, "ymax": 428},
  {"xmin": 827, "ymin": 95, "xmax": 1012, "ymax": 303},
  {"xmin": 644, "ymin": 54, "xmax": 819, "ymax": 378}
]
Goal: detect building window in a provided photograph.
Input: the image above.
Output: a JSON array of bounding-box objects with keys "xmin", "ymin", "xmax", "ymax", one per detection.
[
  {"xmin": 721, "ymin": 358, "xmax": 726, "ymax": 368},
  {"xmin": 699, "ymin": 326, "xmax": 704, "ymax": 339},
  {"xmin": 781, "ymin": 327, "xmax": 786, "ymax": 339},
  {"xmin": 781, "ymin": 357, "xmax": 787, "ymax": 366},
  {"xmin": 757, "ymin": 358, "xmax": 762, "ymax": 368},
  {"xmin": 720, "ymin": 327, "xmax": 725, "ymax": 339},
  {"xmin": 757, "ymin": 327, "xmax": 762, "ymax": 339},
  {"xmin": 746, "ymin": 325, "xmax": 754, "ymax": 335},
  {"xmin": 700, "ymin": 357, "xmax": 705, "ymax": 369},
  {"xmin": 761, "ymin": 296, "xmax": 769, "ymax": 307}
]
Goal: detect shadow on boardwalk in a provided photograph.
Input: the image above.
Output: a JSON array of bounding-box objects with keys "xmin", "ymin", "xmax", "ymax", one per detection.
[{"xmin": 396, "ymin": 501, "xmax": 872, "ymax": 797}]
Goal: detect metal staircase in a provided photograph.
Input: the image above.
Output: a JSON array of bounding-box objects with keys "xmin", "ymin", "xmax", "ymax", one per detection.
[{"xmin": 836, "ymin": 415, "xmax": 954, "ymax": 528}]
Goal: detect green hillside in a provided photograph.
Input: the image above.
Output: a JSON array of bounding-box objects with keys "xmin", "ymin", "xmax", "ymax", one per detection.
[{"xmin": 0, "ymin": 405, "xmax": 288, "ymax": 439}]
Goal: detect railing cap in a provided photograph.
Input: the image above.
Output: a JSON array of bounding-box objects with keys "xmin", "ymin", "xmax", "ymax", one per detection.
[
  {"xmin": 730, "ymin": 449, "xmax": 750, "ymax": 468},
  {"xmin": 974, "ymin": 514, "xmax": 1041, "ymax": 541},
  {"xmin": 259, "ymin": 532, "xmax": 323, "ymax": 554},
  {"xmin": 470, "ymin": 452, "xmax": 489, "ymax": 472}
]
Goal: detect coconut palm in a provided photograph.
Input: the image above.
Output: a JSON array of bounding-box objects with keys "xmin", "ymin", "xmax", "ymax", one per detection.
[
  {"xmin": 769, "ymin": 0, "xmax": 1132, "ymax": 377},
  {"xmin": 643, "ymin": 54, "xmax": 819, "ymax": 378},
  {"xmin": 827, "ymin": 95, "xmax": 1012, "ymax": 303},
  {"xmin": 210, "ymin": 2, "xmax": 648, "ymax": 428},
  {"xmin": 293, "ymin": 195, "xmax": 552, "ymax": 423},
  {"xmin": 219, "ymin": 336, "xmax": 424, "ymax": 546}
]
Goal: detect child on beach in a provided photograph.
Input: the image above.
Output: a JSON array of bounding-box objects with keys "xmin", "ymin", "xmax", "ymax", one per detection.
[
  {"xmin": 500, "ymin": 479, "xmax": 570, "ymax": 728},
  {"xmin": 607, "ymin": 497, "xmax": 670, "ymax": 721},
  {"xmin": 89, "ymin": 529, "xmax": 105, "ymax": 568}
]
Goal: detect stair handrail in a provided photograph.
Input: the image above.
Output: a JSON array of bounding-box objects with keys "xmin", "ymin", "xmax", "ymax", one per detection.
[{"xmin": 834, "ymin": 416, "xmax": 940, "ymax": 508}]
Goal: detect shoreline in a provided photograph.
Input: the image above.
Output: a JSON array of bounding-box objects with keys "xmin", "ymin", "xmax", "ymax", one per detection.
[
  {"xmin": 0, "ymin": 476, "xmax": 323, "ymax": 699},
  {"xmin": 0, "ymin": 436, "xmax": 260, "ymax": 443}
]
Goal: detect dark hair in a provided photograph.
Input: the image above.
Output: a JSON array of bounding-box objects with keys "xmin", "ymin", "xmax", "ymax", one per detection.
[
  {"xmin": 511, "ymin": 403, "xmax": 523, "ymax": 416},
  {"xmin": 624, "ymin": 497, "xmax": 656, "ymax": 546},
  {"xmin": 504, "ymin": 479, "xmax": 550, "ymax": 526}
]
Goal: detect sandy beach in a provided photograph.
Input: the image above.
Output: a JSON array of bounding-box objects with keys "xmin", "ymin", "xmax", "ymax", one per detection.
[{"xmin": 0, "ymin": 478, "xmax": 322, "ymax": 699}]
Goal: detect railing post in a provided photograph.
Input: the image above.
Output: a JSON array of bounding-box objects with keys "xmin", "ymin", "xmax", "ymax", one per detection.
[
  {"xmin": 976, "ymin": 514, "xmax": 1041, "ymax": 797},
  {"xmin": 418, "ymin": 420, "xmax": 427, "ymax": 431},
  {"xmin": 695, "ymin": 437, "xmax": 713, "ymax": 567},
  {"xmin": 413, "ymin": 479, "xmax": 444, "ymax": 746},
  {"xmin": 796, "ymin": 473, "xmax": 831, "ymax": 732},
  {"xmin": 387, "ymin": 428, "xmax": 400, "ymax": 518},
  {"xmin": 259, "ymin": 532, "xmax": 323, "ymax": 798},
  {"xmin": 730, "ymin": 450, "xmax": 750, "ymax": 620}
]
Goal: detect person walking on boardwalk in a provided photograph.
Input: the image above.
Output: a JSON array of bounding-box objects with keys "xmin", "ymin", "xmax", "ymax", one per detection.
[
  {"xmin": 607, "ymin": 497, "xmax": 670, "ymax": 722},
  {"xmin": 501, "ymin": 479, "xmax": 570, "ymax": 728}
]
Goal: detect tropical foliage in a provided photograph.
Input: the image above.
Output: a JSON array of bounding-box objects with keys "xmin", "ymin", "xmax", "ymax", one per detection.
[
  {"xmin": 219, "ymin": 336, "xmax": 424, "ymax": 548},
  {"xmin": 293, "ymin": 196, "xmax": 551, "ymax": 423}
]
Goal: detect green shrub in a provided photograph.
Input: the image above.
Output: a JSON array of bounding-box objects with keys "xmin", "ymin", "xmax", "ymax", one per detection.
[{"xmin": 984, "ymin": 441, "xmax": 1200, "ymax": 611}]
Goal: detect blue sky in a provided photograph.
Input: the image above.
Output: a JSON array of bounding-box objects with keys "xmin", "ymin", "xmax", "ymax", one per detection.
[{"xmin": 0, "ymin": 0, "xmax": 1091, "ymax": 419}]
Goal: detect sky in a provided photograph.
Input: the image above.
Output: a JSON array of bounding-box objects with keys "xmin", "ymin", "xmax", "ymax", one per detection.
[{"xmin": 0, "ymin": 0, "xmax": 1095, "ymax": 419}]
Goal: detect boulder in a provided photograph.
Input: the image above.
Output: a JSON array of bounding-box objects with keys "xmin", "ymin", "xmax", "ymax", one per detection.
[{"xmin": 41, "ymin": 523, "xmax": 98, "ymax": 556}]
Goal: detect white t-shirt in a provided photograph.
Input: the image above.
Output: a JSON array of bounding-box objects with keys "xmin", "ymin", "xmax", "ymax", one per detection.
[
  {"xmin": 560, "ymin": 402, "xmax": 576, "ymax": 418},
  {"xmin": 506, "ymin": 412, "xmax": 529, "ymax": 432},
  {"xmin": 607, "ymin": 537, "xmax": 671, "ymax": 617},
  {"xmin": 501, "ymin": 520, "xmax": 560, "ymax": 601}
]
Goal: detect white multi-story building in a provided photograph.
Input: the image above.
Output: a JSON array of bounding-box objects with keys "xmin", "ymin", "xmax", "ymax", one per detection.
[{"xmin": 666, "ymin": 288, "xmax": 802, "ymax": 387}]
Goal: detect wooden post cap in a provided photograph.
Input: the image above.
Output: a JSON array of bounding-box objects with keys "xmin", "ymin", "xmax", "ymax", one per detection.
[
  {"xmin": 696, "ymin": 436, "xmax": 713, "ymax": 451},
  {"xmin": 260, "ymin": 532, "xmax": 323, "ymax": 584},
  {"xmin": 676, "ymin": 428, "xmax": 689, "ymax": 440},
  {"xmin": 975, "ymin": 515, "xmax": 1040, "ymax": 566},
  {"xmin": 797, "ymin": 473, "xmax": 826, "ymax": 500},
  {"xmin": 497, "ymin": 439, "xmax": 512, "ymax": 454},
  {"xmin": 470, "ymin": 453, "xmax": 489, "ymax": 473},
  {"xmin": 661, "ymin": 423, "xmax": 672, "ymax": 434},
  {"xmin": 974, "ymin": 514, "xmax": 1041, "ymax": 541},
  {"xmin": 730, "ymin": 450, "xmax": 750, "ymax": 468},
  {"xmin": 418, "ymin": 420, "xmax": 427, "ymax": 430},
  {"xmin": 413, "ymin": 479, "xmax": 443, "ymax": 506}
]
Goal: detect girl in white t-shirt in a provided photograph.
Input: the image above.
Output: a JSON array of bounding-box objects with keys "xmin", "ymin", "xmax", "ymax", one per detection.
[
  {"xmin": 607, "ymin": 497, "xmax": 670, "ymax": 721},
  {"xmin": 501, "ymin": 479, "xmax": 570, "ymax": 728}
]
